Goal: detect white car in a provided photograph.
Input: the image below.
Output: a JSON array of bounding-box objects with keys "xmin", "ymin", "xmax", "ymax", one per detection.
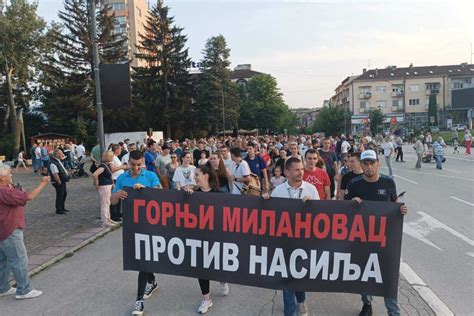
[{"xmin": 452, "ymin": 124, "xmax": 468, "ymax": 131}]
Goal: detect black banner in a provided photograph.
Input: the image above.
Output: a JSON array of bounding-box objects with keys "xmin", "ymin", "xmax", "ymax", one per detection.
[{"xmin": 122, "ymin": 188, "xmax": 403, "ymax": 299}]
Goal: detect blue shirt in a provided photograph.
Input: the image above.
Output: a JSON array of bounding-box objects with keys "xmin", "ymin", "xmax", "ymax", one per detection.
[
  {"xmin": 144, "ymin": 150, "xmax": 158, "ymax": 173},
  {"xmin": 245, "ymin": 155, "xmax": 267, "ymax": 178},
  {"xmin": 112, "ymin": 169, "xmax": 161, "ymax": 193}
]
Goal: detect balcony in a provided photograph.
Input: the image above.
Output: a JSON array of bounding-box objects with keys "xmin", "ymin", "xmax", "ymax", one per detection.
[
  {"xmin": 425, "ymin": 89, "xmax": 439, "ymax": 95},
  {"xmin": 391, "ymin": 106, "xmax": 404, "ymax": 112},
  {"xmin": 359, "ymin": 108, "xmax": 368, "ymax": 113},
  {"xmin": 359, "ymin": 91, "xmax": 372, "ymax": 99},
  {"xmin": 391, "ymin": 91, "xmax": 404, "ymax": 97}
]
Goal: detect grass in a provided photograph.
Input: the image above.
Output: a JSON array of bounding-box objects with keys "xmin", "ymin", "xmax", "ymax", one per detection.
[{"xmin": 434, "ymin": 131, "xmax": 466, "ymax": 145}]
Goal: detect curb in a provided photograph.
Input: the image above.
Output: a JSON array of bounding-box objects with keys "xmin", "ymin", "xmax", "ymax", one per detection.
[
  {"xmin": 399, "ymin": 259, "xmax": 454, "ymax": 316},
  {"xmin": 10, "ymin": 225, "xmax": 119, "ymax": 286}
]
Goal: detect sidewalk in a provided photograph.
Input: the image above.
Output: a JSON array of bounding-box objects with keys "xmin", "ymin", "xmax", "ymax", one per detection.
[{"xmin": 1, "ymin": 229, "xmax": 435, "ymax": 316}]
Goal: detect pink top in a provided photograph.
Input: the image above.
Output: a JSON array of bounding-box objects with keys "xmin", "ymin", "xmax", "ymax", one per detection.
[{"xmin": 0, "ymin": 186, "xmax": 28, "ymax": 241}]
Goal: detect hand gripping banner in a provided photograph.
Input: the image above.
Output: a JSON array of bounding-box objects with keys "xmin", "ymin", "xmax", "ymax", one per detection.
[{"xmin": 122, "ymin": 188, "xmax": 403, "ymax": 299}]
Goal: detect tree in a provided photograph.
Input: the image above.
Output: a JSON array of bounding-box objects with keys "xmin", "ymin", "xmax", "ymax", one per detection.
[
  {"xmin": 369, "ymin": 108, "xmax": 385, "ymax": 135},
  {"xmin": 38, "ymin": 0, "xmax": 127, "ymax": 140},
  {"xmin": 428, "ymin": 92, "xmax": 438, "ymax": 127},
  {"xmin": 312, "ymin": 103, "xmax": 346, "ymax": 136},
  {"xmin": 238, "ymin": 74, "xmax": 297, "ymax": 133},
  {"xmin": 195, "ymin": 35, "xmax": 239, "ymax": 135},
  {"xmin": 133, "ymin": 0, "xmax": 192, "ymax": 138},
  {"xmin": 0, "ymin": 0, "xmax": 46, "ymax": 157}
]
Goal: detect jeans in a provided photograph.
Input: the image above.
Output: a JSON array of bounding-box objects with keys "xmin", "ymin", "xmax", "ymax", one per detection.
[
  {"xmin": 53, "ymin": 182, "xmax": 67, "ymax": 212},
  {"xmin": 362, "ymin": 295, "xmax": 400, "ymax": 316},
  {"xmin": 434, "ymin": 154, "xmax": 443, "ymax": 169},
  {"xmin": 137, "ymin": 271, "xmax": 155, "ymax": 300},
  {"xmin": 415, "ymin": 153, "xmax": 423, "ymax": 168},
  {"xmin": 385, "ymin": 156, "xmax": 393, "ymax": 177},
  {"xmin": 0, "ymin": 229, "xmax": 32, "ymax": 295},
  {"xmin": 283, "ymin": 290, "xmax": 306, "ymax": 316}
]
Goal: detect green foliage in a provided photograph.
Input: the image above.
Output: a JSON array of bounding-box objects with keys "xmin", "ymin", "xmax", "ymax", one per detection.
[
  {"xmin": 38, "ymin": 0, "xmax": 127, "ymax": 139},
  {"xmin": 133, "ymin": 0, "xmax": 192, "ymax": 138},
  {"xmin": 428, "ymin": 92, "xmax": 438, "ymax": 126},
  {"xmin": 238, "ymin": 74, "xmax": 296, "ymax": 133},
  {"xmin": 369, "ymin": 108, "xmax": 385, "ymax": 135},
  {"xmin": 195, "ymin": 35, "xmax": 240, "ymax": 136},
  {"xmin": 312, "ymin": 103, "xmax": 347, "ymax": 136},
  {"xmin": 0, "ymin": 135, "xmax": 15, "ymax": 159},
  {"xmin": 0, "ymin": 0, "xmax": 46, "ymax": 156}
]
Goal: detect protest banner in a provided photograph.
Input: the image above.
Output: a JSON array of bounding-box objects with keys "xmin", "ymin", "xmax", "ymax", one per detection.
[{"xmin": 122, "ymin": 188, "xmax": 403, "ymax": 298}]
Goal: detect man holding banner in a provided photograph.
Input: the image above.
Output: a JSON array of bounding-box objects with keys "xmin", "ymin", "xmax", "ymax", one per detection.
[
  {"xmin": 111, "ymin": 150, "xmax": 162, "ymax": 316},
  {"xmin": 263, "ymin": 157, "xmax": 319, "ymax": 316},
  {"xmin": 344, "ymin": 150, "xmax": 408, "ymax": 316}
]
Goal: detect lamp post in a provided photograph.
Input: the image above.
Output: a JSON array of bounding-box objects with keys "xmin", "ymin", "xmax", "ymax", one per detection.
[{"xmin": 89, "ymin": 0, "xmax": 105, "ymax": 154}]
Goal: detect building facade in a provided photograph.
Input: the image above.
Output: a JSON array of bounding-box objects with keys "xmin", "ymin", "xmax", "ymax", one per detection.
[
  {"xmin": 331, "ymin": 63, "xmax": 474, "ymax": 134},
  {"xmin": 106, "ymin": 0, "xmax": 149, "ymax": 68}
]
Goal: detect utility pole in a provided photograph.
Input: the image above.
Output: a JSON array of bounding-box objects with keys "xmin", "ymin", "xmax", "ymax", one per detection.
[{"xmin": 89, "ymin": 0, "xmax": 105, "ymax": 154}]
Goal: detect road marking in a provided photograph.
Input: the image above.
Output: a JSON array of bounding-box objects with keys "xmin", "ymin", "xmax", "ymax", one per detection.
[
  {"xmin": 394, "ymin": 175, "xmax": 418, "ymax": 184},
  {"xmin": 442, "ymin": 168, "xmax": 461, "ymax": 174},
  {"xmin": 450, "ymin": 196, "xmax": 474, "ymax": 207},
  {"xmin": 399, "ymin": 260, "xmax": 454, "ymax": 316},
  {"xmin": 390, "ymin": 167, "xmax": 474, "ymax": 182},
  {"xmin": 404, "ymin": 212, "xmax": 474, "ymax": 249}
]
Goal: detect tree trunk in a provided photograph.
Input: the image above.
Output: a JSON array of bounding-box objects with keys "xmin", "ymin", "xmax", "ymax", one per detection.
[
  {"xmin": 5, "ymin": 59, "xmax": 21, "ymax": 158},
  {"xmin": 1, "ymin": 104, "xmax": 10, "ymax": 135}
]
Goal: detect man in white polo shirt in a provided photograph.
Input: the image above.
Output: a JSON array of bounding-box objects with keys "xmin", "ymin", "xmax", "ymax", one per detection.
[{"xmin": 263, "ymin": 156, "xmax": 319, "ymax": 316}]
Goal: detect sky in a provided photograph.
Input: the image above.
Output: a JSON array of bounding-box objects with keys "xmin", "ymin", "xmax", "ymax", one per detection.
[{"xmin": 36, "ymin": 0, "xmax": 474, "ymax": 108}]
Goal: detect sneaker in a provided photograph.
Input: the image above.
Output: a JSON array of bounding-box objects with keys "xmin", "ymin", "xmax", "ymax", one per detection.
[
  {"xmin": 132, "ymin": 300, "xmax": 144, "ymax": 316},
  {"xmin": 143, "ymin": 282, "xmax": 158, "ymax": 299},
  {"xmin": 15, "ymin": 289, "xmax": 43, "ymax": 300},
  {"xmin": 220, "ymin": 282, "xmax": 229, "ymax": 296},
  {"xmin": 197, "ymin": 299, "xmax": 213, "ymax": 314},
  {"xmin": 0, "ymin": 287, "xmax": 16, "ymax": 297},
  {"xmin": 359, "ymin": 303, "xmax": 373, "ymax": 316},
  {"xmin": 297, "ymin": 302, "xmax": 308, "ymax": 316},
  {"xmin": 102, "ymin": 221, "xmax": 119, "ymax": 228}
]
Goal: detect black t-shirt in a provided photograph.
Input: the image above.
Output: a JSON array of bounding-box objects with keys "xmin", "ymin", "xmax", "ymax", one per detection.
[
  {"xmin": 335, "ymin": 141, "xmax": 342, "ymax": 154},
  {"xmin": 344, "ymin": 175, "xmax": 397, "ymax": 202},
  {"xmin": 340, "ymin": 171, "xmax": 364, "ymax": 191},
  {"xmin": 195, "ymin": 188, "xmax": 220, "ymax": 193},
  {"xmin": 193, "ymin": 149, "xmax": 210, "ymax": 166},
  {"xmin": 98, "ymin": 163, "xmax": 113, "ymax": 186}
]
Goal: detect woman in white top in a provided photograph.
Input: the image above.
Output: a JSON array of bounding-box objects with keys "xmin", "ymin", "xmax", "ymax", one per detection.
[
  {"xmin": 172, "ymin": 152, "xmax": 196, "ymax": 190},
  {"xmin": 16, "ymin": 151, "xmax": 27, "ymax": 170}
]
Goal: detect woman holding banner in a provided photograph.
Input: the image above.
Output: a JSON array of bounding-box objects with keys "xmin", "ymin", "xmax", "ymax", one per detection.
[{"xmin": 184, "ymin": 163, "xmax": 230, "ymax": 314}]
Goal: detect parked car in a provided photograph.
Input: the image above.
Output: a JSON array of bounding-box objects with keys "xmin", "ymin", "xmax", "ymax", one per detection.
[
  {"xmin": 430, "ymin": 126, "xmax": 440, "ymax": 133},
  {"xmin": 452, "ymin": 124, "xmax": 468, "ymax": 131}
]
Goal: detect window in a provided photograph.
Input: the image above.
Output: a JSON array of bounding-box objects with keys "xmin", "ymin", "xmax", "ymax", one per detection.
[
  {"xmin": 115, "ymin": 16, "xmax": 126, "ymax": 24},
  {"xmin": 110, "ymin": 3, "xmax": 126, "ymax": 10},
  {"xmin": 409, "ymin": 84, "xmax": 420, "ymax": 92},
  {"xmin": 360, "ymin": 101, "xmax": 369, "ymax": 108},
  {"xmin": 392, "ymin": 86, "xmax": 403, "ymax": 93},
  {"xmin": 137, "ymin": 7, "xmax": 142, "ymax": 17},
  {"xmin": 359, "ymin": 87, "xmax": 371, "ymax": 93},
  {"xmin": 453, "ymin": 81, "xmax": 463, "ymax": 89},
  {"xmin": 409, "ymin": 99, "xmax": 420, "ymax": 106},
  {"xmin": 392, "ymin": 100, "xmax": 403, "ymax": 107},
  {"xmin": 376, "ymin": 86, "xmax": 386, "ymax": 93},
  {"xmin": 376, "ymin": 100, "xmax": 386, "ymax": 108},
  {"xmin": 426, "ymin": 83, "xmax": 439, "ymax": 90}
]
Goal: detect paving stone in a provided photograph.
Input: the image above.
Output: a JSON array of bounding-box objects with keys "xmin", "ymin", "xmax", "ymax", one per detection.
[
  {"xmin": 39, "ymin": 246, "xmax": 70, "ymax": 256},
  {"xmin": 28, "ymin": 254, "xmax": 55, "ymax": 266},
  {"xmin": 55, "ymin": 239, "xmax": 83, "ymax": 247},
  {"xmin": 69, "ymin": 232, "xmax": 97, "ymax": 240}
]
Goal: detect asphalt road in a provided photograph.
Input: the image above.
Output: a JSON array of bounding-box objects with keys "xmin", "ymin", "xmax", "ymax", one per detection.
[{"xmin": 380, "ymin": 144, "xmax": 474, "ymax": 315}]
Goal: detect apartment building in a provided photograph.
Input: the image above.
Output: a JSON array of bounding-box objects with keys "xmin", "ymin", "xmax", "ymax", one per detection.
[
  {"xmin": 331, "ymin": 63, "xmax": 474, "ymax": 133},
  {"xmin": 106, "ymin": 0, "xmax": 149, "ymax": 67}
]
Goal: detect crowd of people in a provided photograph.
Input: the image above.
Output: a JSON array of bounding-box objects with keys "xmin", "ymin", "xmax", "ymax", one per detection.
[{"xmin": 2, "ymin": 128, "xmax": 471, "ymax": 316}]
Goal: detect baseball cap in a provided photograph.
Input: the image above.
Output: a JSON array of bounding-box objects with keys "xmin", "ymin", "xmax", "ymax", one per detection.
[{"xmin": 360, "ymin": 150, "xmax": 378, "ymax": 162}]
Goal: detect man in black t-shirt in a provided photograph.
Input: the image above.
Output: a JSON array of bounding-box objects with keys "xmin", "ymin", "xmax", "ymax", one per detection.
[
  {"xmin": 344, "ymin": 149, "xmax": 408, "ymax": 316},
  {"xmin": 338, "ymin": 151, "xmax": 364, "ymax": 200}
]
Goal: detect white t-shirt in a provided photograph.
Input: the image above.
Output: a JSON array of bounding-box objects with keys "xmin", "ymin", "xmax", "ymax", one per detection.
[
  {"xmin": 76, "ymin": 144, "xmax": 85, "ymax": 158},
  {"xmin": 341, "ymin": 141, "xmax": 350, "ymax": 154},
  {"xmin": 172, "ymin": 165, "xmax": 196, "ymax": 188},
  {"xmin": 121, "ymin": 153, "xmax": 130, "ymax": 165},
  {"xmin": 271, "ymin": 180, "xmax": 320, "ymax": 200},
  {"xmin": 112, "ymin": 155, "xmax": 124, "ymax": 180},
  {"xmin": 230, "ymin": 160, "xmax": 250, "ymax": 195},
  {"xmin": 223, "ymin": 158, "xmax": 233, "ymax": 170},
  {"xmin": 49, "ymin": 159, "xmax": 67, "ymax": 175},
  {"xmin": 35, "ymin": 147, "xmax": 42, "ymax": 159},
  {"xmin": 382, "ymin": 142, "xmax": 394, "ymax": 157},
  {"xmin": 18, "ymin": 152, "xmax": 24, "ymax": 161}
]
